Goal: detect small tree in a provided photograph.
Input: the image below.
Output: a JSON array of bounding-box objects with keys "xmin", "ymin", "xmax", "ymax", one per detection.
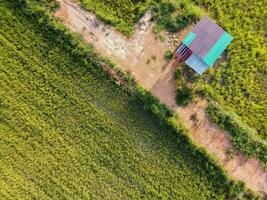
[{"xmin": 176, "ymin": 86, "xmax": 194, "ymax": 106}]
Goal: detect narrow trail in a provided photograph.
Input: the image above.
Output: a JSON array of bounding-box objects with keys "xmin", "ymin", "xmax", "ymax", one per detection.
[{"xmin": 54, "ymin": 0, "xmax": 267, "ymax": 195}]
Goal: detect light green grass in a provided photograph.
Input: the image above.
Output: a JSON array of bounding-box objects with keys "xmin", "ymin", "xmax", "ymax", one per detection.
[
  {"xmin": 78, "ymin": 0, "xmax": 149, "ymax": 36},
  {"xmin": 0, "ymin": 1, "xmax": 237, "ymax": 199}
]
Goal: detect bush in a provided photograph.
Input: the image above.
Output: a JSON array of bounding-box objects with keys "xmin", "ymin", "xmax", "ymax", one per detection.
[
  {"xmin": 174, "ymin": 67, "xmax": 183, "ymax": 80},
  {"xmin": 134, "ymin": 85, "xmax": 173, "ymax": 123},
  {"xmin": 164, "ymin": 50, "xmax": 173, "ymax": 60},
  {"xmin": 152, "ymin": 0, "xmax": 202, "ymax": 33},
  {"xmin": 176, "ymin": 86, "xmax": 194, "ymax": 106}
]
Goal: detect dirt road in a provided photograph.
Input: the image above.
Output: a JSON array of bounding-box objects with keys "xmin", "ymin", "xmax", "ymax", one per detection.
[{"xmin": 54, "ymin": 0, "xmax": 267, "ymax": 195}]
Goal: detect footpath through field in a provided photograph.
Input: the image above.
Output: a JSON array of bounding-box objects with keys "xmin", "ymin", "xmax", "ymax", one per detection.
[{"xmin": 55, "ymin": 0, "xmax": 267, "ymax": 195}]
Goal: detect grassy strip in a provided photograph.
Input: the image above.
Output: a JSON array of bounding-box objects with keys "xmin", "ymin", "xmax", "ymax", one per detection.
[
  {"xmin": 207, "ymin": 101, "xmax": 267, "ymax": 168},
  {"xmin": 10, "ymin": 0, "xmax": 261, "ymax": 198},
  {"xmin": 76, "ymin": 0, "xmax": 202, "ymax": 36},
  {"xmin": 77, "ymin": 0, "xmax": 150, "ymax": 36}
]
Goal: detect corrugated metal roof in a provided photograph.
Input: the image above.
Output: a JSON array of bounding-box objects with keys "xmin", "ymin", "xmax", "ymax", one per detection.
[
  {"xmin": 185, "ymin": 53, "xmax": 209, "ymax": 74},
  {"xmin": 188, "ymin": 16, "xmax": 225, "ymax": 58},
  {"xmin": 182, "ymin": 32, "xmax": 196, "ymax": 46},
  {"xmin": 179, "ymin": 16, "xmax": 233, "ymax": 73},
  {"xmin": 203, "ymin": 32, "xmax": 233, "ymax": 66}
]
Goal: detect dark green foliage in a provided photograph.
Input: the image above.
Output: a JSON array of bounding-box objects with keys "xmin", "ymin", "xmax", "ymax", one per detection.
[
  {"xmin": 134, "ymin": 85, "xmax": 173, "ymax": 123},
  {"xmin": 152, "ymin": 0, "xmax": 202, "ymax": 33},
  {"xmin": 174, "ymin": 65, "xmax": 197, "ymax": 106},
  {"xmin": 176, "ymin": 86, "xmax": 194, "ymax": 106},
  {"xmin": 174, "ymin": 67, "xmax": 183, "ymax": 80},
  {"xmin": 207, "ymin": 101, "xmax": 267, "ymax": 167}
]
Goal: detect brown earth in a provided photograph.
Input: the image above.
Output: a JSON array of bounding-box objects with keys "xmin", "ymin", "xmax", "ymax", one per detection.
[{"xmin": 55, "ymin": 0, "xmax": 267, "ymax": 195}]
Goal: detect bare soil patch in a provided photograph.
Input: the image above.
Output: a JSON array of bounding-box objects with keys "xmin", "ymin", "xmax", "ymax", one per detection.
[
  {"xmin": 55, "ymin": 0, "xmax": 182, "ymax": 89},
  {"xmin": 55, "ymin": 0, "xmax": 267, "ymax": 195}
]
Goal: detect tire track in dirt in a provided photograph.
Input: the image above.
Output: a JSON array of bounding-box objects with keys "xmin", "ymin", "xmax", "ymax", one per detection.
[{"xmin": 54, "ymin": 0, "xmax": 267, "ymax": 195}]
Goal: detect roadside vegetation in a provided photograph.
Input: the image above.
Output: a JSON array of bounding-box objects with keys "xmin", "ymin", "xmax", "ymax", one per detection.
[
  {"xmin": 77, "ymin": 0, "xmax": 150, "ymax": 36},
  {"xmin": 151, "ymin": 0, "xmax": 203, "ymax": 33},
  {"xmin": 164, "ymin": 49, "xmax": 173, "ymax": 60},
  {"xmin": 0, "ymin": 0, "xmax": 259, "ymax": 199},
  {"xmin": 208, "ymin": 101, "xmax": 267, "ymax": 167}
]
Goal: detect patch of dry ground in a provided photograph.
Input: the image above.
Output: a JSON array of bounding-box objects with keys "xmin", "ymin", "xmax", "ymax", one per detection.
[
  {"xmin": 55, "ymin": 0, "xmax": 184, "ymax": 89},
  {"xmin": 55, "ymin": 0, "xmax": 267, "ymax": 195}
]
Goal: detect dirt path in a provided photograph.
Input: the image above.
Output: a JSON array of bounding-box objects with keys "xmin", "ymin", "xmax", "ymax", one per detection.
[
  {"xmin": 54, "ymin": 0, "xmax": 267, "ymax": 195},
  {"xmin": 151, "ymin": 65, "xmax": 267, "ymax": 195}
]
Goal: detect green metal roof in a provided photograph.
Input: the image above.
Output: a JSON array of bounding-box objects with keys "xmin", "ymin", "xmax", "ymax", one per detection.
[
  {"xmin": 182, "ymin": 32, "xmax": 196, "ymax": 46},
  {"xmin": 202, "ymin": 32, "xmax": 233, "ymax": 66}
]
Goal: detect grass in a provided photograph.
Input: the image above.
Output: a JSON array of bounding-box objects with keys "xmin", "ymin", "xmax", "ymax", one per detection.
[
  {"xmin": 151, "ymin": 0, "xmax": 203, "ymax": 33},
  {"xmin": 78, "ymin": 0, "xmax": 150, "ymax": 36},
  {"xmin": 0, "ymin": 1, "xmax": 254, "ymax": 199}
]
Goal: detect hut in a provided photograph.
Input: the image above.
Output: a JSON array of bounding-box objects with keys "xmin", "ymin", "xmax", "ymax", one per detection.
[{"xmin": 175, "ymin": 16, "xmax": 233, "ymax": 74}]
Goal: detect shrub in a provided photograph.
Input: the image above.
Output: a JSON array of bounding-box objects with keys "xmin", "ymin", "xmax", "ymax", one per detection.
[
  {"xmin": 174, "ymin": 67, "xmax": 183, "ymax": 80},
  {"xmin": 176, "ymin": 86, "xmax": 194, "ymax": 106},
  {"xmin": 152, "ymin": 0, "xmax": 202, "ymax": 33},
  {"xmin": 164, "ymin": 50, "xmax": 173, "ymax": 60}
]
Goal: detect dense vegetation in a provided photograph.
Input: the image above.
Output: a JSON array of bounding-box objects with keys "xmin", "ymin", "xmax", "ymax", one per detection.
[
  {"xmin": 192, "ymin": 0, "xmax": 267, "ymax": 140},
  {"xmin": 0, "ymin": 0, "xmax": 258, "ymax": 199},
  {"xmin": 208, "ymin": 101, "xmax": 267, "ymax": 167},
  {"xmin": 77, "ymin": 0, "xmax": 203, "ymax": 36},
  {"xmin": 78, "ymin": 0, "xmax": 149, "ymax": 36},
  {"xmin": 151, "ymin": 0, "xmax": 203, "ymax": 33}
]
